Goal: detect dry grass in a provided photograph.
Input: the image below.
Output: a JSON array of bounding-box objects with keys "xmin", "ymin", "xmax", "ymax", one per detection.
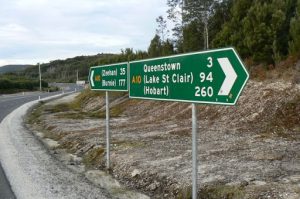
[
  {"xmin": 82, "ymin": 147, "xmax": 105, "ymax": 169},
  {"xmin": 248, "ymin": 55, "xmax": 300, "ymax": 82},
  {"xmin": 200, "ymin": 185, "xmax": 246, "ymax": 199},
  {"xmin": 263, "ymin": 94, "xmax": 300, "ymax": 140}
]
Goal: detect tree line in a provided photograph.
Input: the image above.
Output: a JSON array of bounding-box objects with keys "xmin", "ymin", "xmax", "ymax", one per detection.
[{"xmin": 151, "ymin": 0, "xmax": 300, "ymax": 65}]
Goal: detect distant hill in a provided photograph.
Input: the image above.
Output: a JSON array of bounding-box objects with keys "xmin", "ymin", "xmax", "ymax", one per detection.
[
  {"xmin": 22, "ymin": 53, "xmax": 128, "ymax": 83},
  {"xmin": 3, "ymin": 50, "xmax": 147, "ymax": 83},
  {"xmin": 0, "ymin": 64, "xmax": 33, "ymax": 74}
]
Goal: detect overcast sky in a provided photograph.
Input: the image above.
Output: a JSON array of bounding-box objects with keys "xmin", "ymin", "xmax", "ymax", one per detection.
[{"xmin": 0, "ymin": 0, "xmax": 169, "ymax": 66}]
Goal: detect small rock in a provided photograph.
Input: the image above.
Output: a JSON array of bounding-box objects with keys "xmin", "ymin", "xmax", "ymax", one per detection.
[
  {"xmin": 131, "ymin": 169, "xmax": 141, "ymax": 177},
  {"xmin": 148, "ymin": 181, "xmax": 160, "ymax": 191},
  {"xmin": 289, "ymin": 175, "xmax": 300, "ymax": 183},
  {"xmin": 252, "ymin": 180, "xmax": 267, "ymax": 186}
]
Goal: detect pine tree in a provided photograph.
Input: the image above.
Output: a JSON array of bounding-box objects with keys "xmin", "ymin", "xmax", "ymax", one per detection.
[
  {"xmin": 213, "ymin": 0, "xmax": 252, "ymax": 57},
  {"xmin": 167, "ymin": 0, "xmax": 185, "ymax": 53},
  {"xmin": 183, "ymin": 20, "xmax": 204, "ymax": 52},
  {"xmin": 148, "ymin": 35, "xmax": 162, "ymax": 58},
  {"xmin": 184, "ymin": 0, "xmax": 218, "ymax": 49},
  {"xmin": 289, "ymin": 0, "xmax": 300, "ymax": 55},
  {"xmin": 162, "ymin": 39, "xmax": 175, "ymax": 56},
  {"xmin": 156, "ymin": 16, "xmax": 169, "ymax": 42}
]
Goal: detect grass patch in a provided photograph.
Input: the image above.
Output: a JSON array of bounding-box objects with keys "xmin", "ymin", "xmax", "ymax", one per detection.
[
  {"xmin": 58, "ymin": 140, "xmax": 79, "ymax": 153},
  {"xmin": 112, "ymin": 140, "xmax": 145, "ymax": 150},
  {"xmin": 262, "ymin": 94, "xmax": 300, "ymax": 140},
  {"xmin": 74, "ymin": 89, "xmax": 105, "ymax": 102},
  {"xmin": 169, "ymin": 129, "xmax": 190, "ymax": 137},
  {"xmin": 200, "ymin": 185, "xmax": 246, "ymax": 199},
  {"xmin": 176, "ymin": 185, "xmax": 192, "ymax": 199},
  {"xmin": 47, "ymin": 103, "xmax": 72, "ymax": 113},
  {"xmin": 55, "ymin": 112, "xmax": 86, "ymax": 119},
  {"xmin": 44, "ymin": 90, "xmax": 129, "ymax": 119},
  {"xmin": 82, "ymin": 147, "xmax": 105, "ymax": 169},
  {"xmin": 26, "ymin": 102, "xmax": 45, "ymax": 124},
  {"xmin": 43, "ymin": 130, "xmax": 66, "ymax": 141}
]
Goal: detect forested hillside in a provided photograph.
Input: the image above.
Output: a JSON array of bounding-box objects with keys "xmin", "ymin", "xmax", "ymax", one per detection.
[
  {"xmin": 12, "ymin": 0, "xmax": 300, "ymax": 83},
  {"xmin": 0, "ymin": 64, "xmax": 33, "ymax": 74}
]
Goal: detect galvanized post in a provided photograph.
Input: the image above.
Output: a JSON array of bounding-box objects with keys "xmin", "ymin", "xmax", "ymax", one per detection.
[
  {"xmin": 192, "ymin": 103, "xmax": 198, "ymax": 199},
  {"xmin": 39, "ymin": 63, "xmax": 42, "ymax": 92},
  {"xmin": 106, "ymin": 91, "xmax": 110, "ymax": 169}
]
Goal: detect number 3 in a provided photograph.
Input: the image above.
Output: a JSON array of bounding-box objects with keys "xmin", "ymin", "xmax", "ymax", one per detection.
[{"xmin": 207, "ymin": 57, "xmax": 213, "ymax": 68}]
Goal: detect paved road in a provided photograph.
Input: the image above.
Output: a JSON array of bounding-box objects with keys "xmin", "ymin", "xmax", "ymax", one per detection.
[{"xmin": 0, "ymin": 84, "xmax": 82, "ymax": 199}]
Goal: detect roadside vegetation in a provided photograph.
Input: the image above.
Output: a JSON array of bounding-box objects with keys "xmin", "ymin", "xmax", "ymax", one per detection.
[{"xmin": 0, "ymin": 73, "xmax": 50, "ymax": 94}]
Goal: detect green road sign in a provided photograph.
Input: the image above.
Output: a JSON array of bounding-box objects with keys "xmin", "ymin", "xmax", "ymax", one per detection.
[
  {"xmin": 129, "ymin": 48, "xmax": 249, "ymax": 105},
  {"xmin": 89, "ymin": 63, "xmax": 128, "ymax": 91}
]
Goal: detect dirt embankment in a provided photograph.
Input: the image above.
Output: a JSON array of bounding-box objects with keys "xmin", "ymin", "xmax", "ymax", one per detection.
[{"xmin": 27, "ymin": 80, "xmax": 300, "ymax": 199}]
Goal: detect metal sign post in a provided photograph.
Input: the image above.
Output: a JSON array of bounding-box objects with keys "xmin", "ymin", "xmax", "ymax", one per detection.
[
  {"xmin": 106, "ymin": 91, "xmax": 110, "ymax": 169},
  {"xmin": 39, "ymin": 63, "xmax": 42, "ymax": 92},
  {"xmin": 192, "ymin": 103, "xmax": 198, "ymax": 199}
]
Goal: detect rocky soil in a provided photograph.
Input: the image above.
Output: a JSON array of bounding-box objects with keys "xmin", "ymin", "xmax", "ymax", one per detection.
[{"xmin": 27, "ymin": 80, "xmax": 300, "ymax": 199}]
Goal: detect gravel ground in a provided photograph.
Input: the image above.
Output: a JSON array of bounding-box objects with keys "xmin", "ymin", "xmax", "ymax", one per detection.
[{"xmin": 27, "ymin": 80, "xmax": 300, "ymax": 198}]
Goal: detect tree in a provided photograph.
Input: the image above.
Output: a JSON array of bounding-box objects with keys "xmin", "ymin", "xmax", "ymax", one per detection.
[
  {"xmin": 289, "ymin": 0, "xmax": 300, "ymax": 55},
  {"xmin": 135, "ymin": 50, "xmax": 148, "ymax": 60},
  {"xmin": 184, "ymin": 0, "xmax": 218, "ymax": 49},
  {"xmin": 156, "ymin": 16, "xmax": 169, "ymax": 42},
  {"xmin": 243, "ymin": 0, "xmax": 286, "ymax": 64},
  {"xmin": 183, "ymin": 20, "xmax": 204, "ymax": 52},
  {"xmin": 162, "ymin": 39, "xmax": 175, "ymax": 56},
  {"xmin": 167, "ymin": 0, "xmax": 185, "ymax": 53},
  {"xmin": 208, "ymin": 0, "xmax": 233, "ymax": 48},
  {"xmin": 121, "ymin": 48, "xmax": 135, "ymax": 61},
  {"xmin": 277, "ymin": 0, "xmax": 298, "ymax": 56},
  {"xmin": 213, "ymin": 0, "xmax": 252, "ymax": 58},
  {"xmin": 148, "ymin": 34, "xmax": 162, "ymax": 57}
]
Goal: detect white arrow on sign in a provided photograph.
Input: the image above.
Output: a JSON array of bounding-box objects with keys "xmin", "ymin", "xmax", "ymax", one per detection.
[
  {"xmin": 217, "ymin": 57, "xmax": 237, "ymax": 96},
  {"xmin": 90, "ymin": 70, "xmax": 95, "ymax": 87}
]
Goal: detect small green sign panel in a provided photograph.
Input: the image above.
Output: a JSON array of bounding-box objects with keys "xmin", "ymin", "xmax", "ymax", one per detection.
[
  {"xmin": 89, "ymin": 63, "xmax": 128, "ymax": 91},
  {"xmin": 129, "ymin": 48, "xmax": 249, "ymax": 105}
]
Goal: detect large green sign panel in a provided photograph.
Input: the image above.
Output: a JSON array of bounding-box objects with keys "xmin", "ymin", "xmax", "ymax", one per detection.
[
  {"xmin": 89, "ymin": 63, "xmax": 128, "ymax": 91},
  {"xmin": 129, "ymin": 48, "xmax": 249, "ymax": 105}
]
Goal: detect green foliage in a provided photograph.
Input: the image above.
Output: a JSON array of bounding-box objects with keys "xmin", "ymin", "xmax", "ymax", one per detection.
[
  {"xmin": 201, "ymin": 185, "xmax": 245, "ymax": 199},
  {"xmin": 212, "ymin": 0, "xmax": 252, "ymax": 57},
  {"xmin": 208, "ymin": 0, "xmax": 233, "ymax": 48},
  {"xmin": 22, "ymin": 53, "xmax": 125, "ymax": 83},
  {"xmin": 162, "ymin": 39, "xmax": 175, "ymax": 56},
  {"xmin": 156, "ymin": 15, "xmax": 169, "ymax": 42},
  {"xmin": 148, "ymin": 34, "xmax": 162, "ymax": 57},
  {"xmin": 182, "ymin": 20, "xmax": 203, "ymax": 52},
  {"xmin": 212, "ymin": 0, "xmax": 299, "ymax": 64},
  {"xmin": 289, "ymin": 0, "xmax": 300, "ymax": 55},
  {"xmin": 0, "ymin": 74, "xmax": 48, "ymax": 93},
  {"xmin": 20, "ymin": 50, "xmax": 151, "ymax": 83}
]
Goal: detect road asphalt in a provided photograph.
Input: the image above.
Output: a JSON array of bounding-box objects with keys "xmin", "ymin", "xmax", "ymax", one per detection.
[{"xmin": 0, "ymin": 84, "xmax": 81, "ymax": 199}]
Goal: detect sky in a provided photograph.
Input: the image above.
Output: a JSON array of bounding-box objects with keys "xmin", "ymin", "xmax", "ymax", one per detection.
[{"xmin": 0, "ymin": 0, "xmax": 169, "ymax": 66}]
